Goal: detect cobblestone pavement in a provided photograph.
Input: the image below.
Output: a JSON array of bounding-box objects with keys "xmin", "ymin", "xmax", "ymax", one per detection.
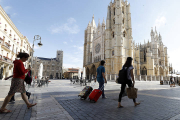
[{"xmin": 1, "ymin": 80, "xmax": 180, "ymax": 120}]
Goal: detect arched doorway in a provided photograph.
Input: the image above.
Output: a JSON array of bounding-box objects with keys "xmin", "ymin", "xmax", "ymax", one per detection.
[
  {"xmin": 91, "ymin": 65, "xmax": 96, "ymax": 80},
  {"xmin": 50, "ymin": 75, "xmax": 53, "ymax": 79},
  {"xmin": 141, "ymin": 66, "xmax": 147, "ymax": 75},
  {"xmin": 56, "ymin": 73, "xmax": 58, "ymax": 79},
  {"xmin": 86, "ymin": 67, "xmax": 90, "ymax": 79},
  {"xmin": 154, "ymin": 67, "xmax": 157, "ymax": 76}
]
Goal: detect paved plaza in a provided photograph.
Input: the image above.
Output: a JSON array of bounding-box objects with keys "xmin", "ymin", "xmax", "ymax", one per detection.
[{"xmin": 1, "ymin": 80, "xmax": 180, "ymax": 120}]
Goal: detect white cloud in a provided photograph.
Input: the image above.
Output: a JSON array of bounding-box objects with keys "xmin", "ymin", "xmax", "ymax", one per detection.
[
  {"xmin": 50, "ymin": 18, "xmax": 80, "ymax": 34},
  {"xmin": 12, "ymin": 13, "xmax": 17, "ymax": 17},
  {"xmin": 154, "ymin": 16, "xmax": 166, "ymax": 29},
  {"xmin": 4, "ymin": 6, "xmax": 11, "ymax": 12},
  {"xmin": 63, "ymin": 42, "xmax": 67, "ymax": 44},
  {"xmin": 63, "ymin": 52, "xmax": 83, "ymax": 68}
]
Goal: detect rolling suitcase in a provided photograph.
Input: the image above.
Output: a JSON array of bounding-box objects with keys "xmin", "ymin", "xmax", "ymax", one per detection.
[
  {"xmin": 78, "ymin": 83, "xmax": 95, "ymax": 100},
  {"xmin": 89, "ymin": 84, "xmax": 106, "ymax": 102}
]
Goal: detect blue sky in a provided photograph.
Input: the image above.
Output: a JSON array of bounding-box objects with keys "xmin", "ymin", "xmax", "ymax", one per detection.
[{"xmin": 1, "ymin": 0, "xmax": 180, "ymax": 72}]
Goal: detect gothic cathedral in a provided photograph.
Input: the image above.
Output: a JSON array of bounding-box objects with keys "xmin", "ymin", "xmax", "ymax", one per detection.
[{"xmin": 83, "ymin": 0, "xmax": 171, "ymax": 80}]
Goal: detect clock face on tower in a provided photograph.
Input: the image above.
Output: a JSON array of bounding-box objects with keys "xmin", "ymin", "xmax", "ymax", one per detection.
[{"xmin": 95, "ymin": 43, "xmax": 101, "ymax": 54}]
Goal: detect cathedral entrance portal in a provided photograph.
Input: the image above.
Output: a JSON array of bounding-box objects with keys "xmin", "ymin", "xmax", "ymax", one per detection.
[
  {"xmin": 90, "ymin": 65, "xmax": 96, "ymax": 80},
  {"xmin": 86, "ymin": 67, "xmax": 90, "ymax": 80},
  {"xmin": 141, "ymin": 67, "xmax": 147, "ymax": 75}
]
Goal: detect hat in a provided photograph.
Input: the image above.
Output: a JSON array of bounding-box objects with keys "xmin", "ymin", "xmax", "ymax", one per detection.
[{"xmin": 127, "ymin": 57, "xmax": 133, "ymax": 60}]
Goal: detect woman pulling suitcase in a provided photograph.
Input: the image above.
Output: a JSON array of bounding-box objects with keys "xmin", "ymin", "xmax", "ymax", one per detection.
[{"xmin": 118, "ymin": 57, "xmax": 140, "ymax": 108}]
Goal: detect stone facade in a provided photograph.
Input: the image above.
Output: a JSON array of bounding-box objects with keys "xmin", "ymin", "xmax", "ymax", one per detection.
[
  {"xmin": 83, "ymin": 0, "xmax": 172, "ymax": 80},
  {"xmin": 0, "ymin": 6, "xmax": 32, "ymax": 79},
  {"xmin": 32, "ymin": 50, "xmax": 63, "ymax": 79},
  {"xmin": 63, "ymin": 68, "xmax": 82, "ymax": 79}
]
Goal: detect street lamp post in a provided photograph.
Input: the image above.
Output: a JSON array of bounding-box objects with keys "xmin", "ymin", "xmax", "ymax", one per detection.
[{"xmin": 31, "ymin": 35, "xmax": 43, "ymax": 67}]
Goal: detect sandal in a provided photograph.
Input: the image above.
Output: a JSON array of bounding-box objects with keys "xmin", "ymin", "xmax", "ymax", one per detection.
[
  {"xmin": 27, "ymin": 103, "xmax": 37, "ymax": 109},
  {"xmin": 117, "ymin": 105, "xmax": 123, "ymax": 108},
  {"xmin": 0, "ymin": 109, "xmax": 12, "ymax": 113},
  {"xmin": 135, "ymin": 103, "xmax": 140, "ymax": 106}
]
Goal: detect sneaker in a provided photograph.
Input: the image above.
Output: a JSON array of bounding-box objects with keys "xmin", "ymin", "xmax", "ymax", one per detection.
[{"xmin": 102, "ymin": 96, "xmax": 107, "ymax": 99}]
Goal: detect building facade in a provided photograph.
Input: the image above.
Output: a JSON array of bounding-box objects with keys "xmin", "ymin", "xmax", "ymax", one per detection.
[
  {"xmin": 63, "ymin": 68, "xmax": 82, "ymax": 79},
  {"xmin": 32, "ymin": 50, "xmax": 63, "ymax": 79},
  {"xmin": 0, "ymin": 6, "xmax": 32, "ymax": 79},
  {"xmin": 83, "ymin": 0, "xmax": 172, "ymax": 81}
]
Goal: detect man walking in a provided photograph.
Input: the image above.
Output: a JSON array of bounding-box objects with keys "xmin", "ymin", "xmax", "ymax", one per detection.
[{"xmin": 95, "ymin": 60, "xmax": 107, "ymax": 99}]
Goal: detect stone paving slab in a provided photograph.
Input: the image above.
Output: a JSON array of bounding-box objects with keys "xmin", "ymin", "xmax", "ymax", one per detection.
[
  {"xmin": 55, "ymin": 89, "xmax": 180, "ymax": 120},
  {"xmin": 1, "ymin": 80, "xmax": 180, "ymax": 120}
]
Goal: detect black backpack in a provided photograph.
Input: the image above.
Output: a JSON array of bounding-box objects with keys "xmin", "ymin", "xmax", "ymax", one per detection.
[{"xmin": 117, "ymin": 67, "xmax": 129, "ymax": 84}]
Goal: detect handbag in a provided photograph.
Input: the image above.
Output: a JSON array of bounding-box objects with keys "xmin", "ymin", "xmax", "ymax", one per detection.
[
  {"xmin": 126, "ymin": 87, "xmax": 138, "ymax": 99},
  {"xmin": 24, "ymin": 70, "xmax": 32, "ymax": 85}
]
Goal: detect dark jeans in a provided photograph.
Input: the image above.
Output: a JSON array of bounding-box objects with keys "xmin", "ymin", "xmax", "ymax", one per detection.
[
  {"xmin": 118, "ymin": 80, "xmax": 136, "ymax": 103},
  {"xmin": 98, "ymin": 81, "xmax": 105, "ymax": 98}
]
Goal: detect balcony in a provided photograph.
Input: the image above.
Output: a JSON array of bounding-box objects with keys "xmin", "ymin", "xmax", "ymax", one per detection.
[
  {"xmin": 2, "ymin": 42, "xmax": 11, "ymax": 51},
  {"xmin": 4, "ymin": 29, "xmax": 7, "ymax": 32},
  {"xmin": 9, "ymin": 34, "xmax": 12, "ymax": 38},
  {"xmin": 2, "ymin": 56, "xmax": 13, "ymax": 64}
]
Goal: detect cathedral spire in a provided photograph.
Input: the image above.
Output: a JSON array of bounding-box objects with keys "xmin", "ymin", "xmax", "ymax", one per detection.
[
  {"xmin": 98, "ymin": 19, "xmax": 101, "ymax": 27},
  {"xmin": 102, "ymin": 17, "xmax": 105, "ymax": 26},
  {"xmin": 88, "ymin": 21, "xmax": 91, "ymax": 27},
  {"xmin": 91, "ymin": 14, "xmax": 97, "ymax": 28}
]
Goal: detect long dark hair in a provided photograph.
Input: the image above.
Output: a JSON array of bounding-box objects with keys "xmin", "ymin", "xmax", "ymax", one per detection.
[
  {"xmin": 17, "ymin": 52, "xmax": 29, "ymax": 59},
  {"xmin": 123, "ymin": 57, "xmax": 133, "ymax": 67}
]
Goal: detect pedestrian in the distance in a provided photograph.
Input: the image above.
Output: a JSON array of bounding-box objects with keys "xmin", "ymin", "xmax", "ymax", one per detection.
[
  {"xmin": 0, "ymin": 52, "xmax": 37, "ymax": 113},
  {"xmin": 95, "ymin": 60, "xmax": 107, "ymax": 99},
  {"xmin": 118, "ymin": 57, "xmax": 140, "ymax": 108}
]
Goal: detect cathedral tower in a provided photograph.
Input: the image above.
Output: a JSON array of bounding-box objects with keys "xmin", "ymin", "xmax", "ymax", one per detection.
[
  {"xmin": 83, "ymin": 15, "xmax": 97, "ymax": 66},
  {"xmin": 105, "ymin": 0, "xmax": 133, "ymax": 74}
]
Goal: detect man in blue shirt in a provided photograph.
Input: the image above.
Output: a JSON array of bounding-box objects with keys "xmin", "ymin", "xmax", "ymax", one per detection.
[{"xmin": 95, "ymin": 60, "xmax": 107, "ymax": 99}]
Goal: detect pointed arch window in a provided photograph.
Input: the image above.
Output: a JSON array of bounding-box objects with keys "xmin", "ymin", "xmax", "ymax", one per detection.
[
  {"xmin": 144, "ymin": 49, "xmax": 146, "ymax": 62},
  {"xmin": 113, "ymin": 19, "xmax": 115, "ymax": 24},
  {"xmin": 122, "ymin": 6, "xmax": 124, "ymax": 14},
  {"xmin": 123, "ymin": 31, "xmax": 126, "ymax": 37},
  {"xmin": 112, "ymin": 32, "xmax": 115, "ymax": 38},
  {"xmin": 114, "ymin": 8, "xmax": 116, "ymax": 15},
  {"xmin": 112, "ymin": 50, "xmax": 114, "ymax": 56}
]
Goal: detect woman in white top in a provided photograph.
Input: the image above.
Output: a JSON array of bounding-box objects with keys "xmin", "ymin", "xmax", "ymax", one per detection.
[{"xmin": 118, "ymin": 57, "xmax": 140, "ymax": 108}]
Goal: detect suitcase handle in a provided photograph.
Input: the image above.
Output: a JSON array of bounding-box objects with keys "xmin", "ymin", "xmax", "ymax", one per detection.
[
  {"xmin": 91, "ymin": 82, "xmax": 96, "ymax": 87},
  {"xmin": 99, "ymin": 83, "xmax": 107, "ymax": 91}
]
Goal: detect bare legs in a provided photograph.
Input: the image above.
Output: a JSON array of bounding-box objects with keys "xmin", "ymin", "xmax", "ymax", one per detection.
[
  {"xmin": 0, "ymin": 94, "xmax": 15, "ymax": 110},
  {"xmin": 0, "ymin": 92, "xmax": 36, "ymax": 112},
  {"xmin": 21, "ymin": 92, "xmax": 31, "ymax": 106}
]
